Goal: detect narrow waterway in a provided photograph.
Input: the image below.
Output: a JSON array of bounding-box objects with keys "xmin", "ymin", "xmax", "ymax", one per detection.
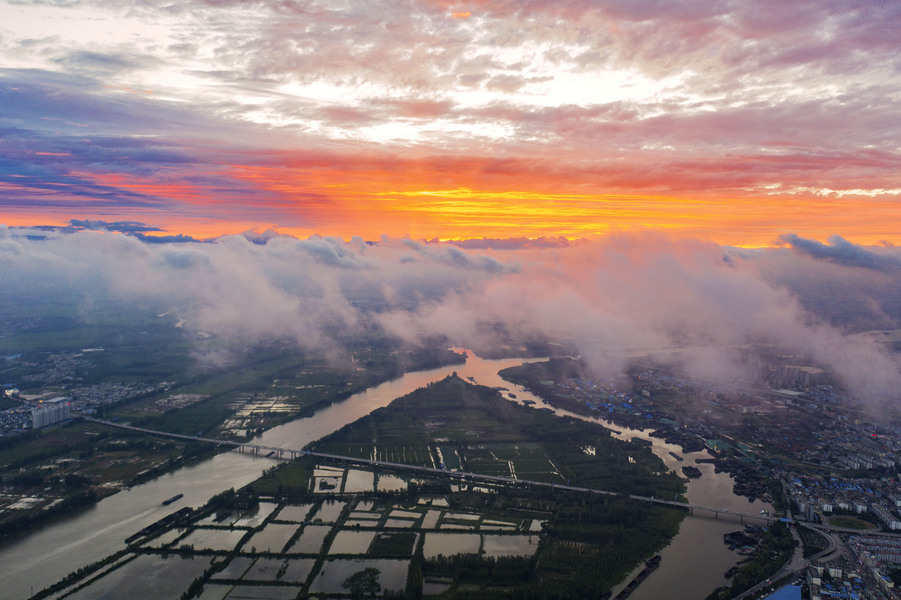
[
  {"xmin": 0, "ymin": 352, "xmax": 767, "ymax": 600},
  {"xmin": 468, "ymin": 365, "xmax": 773, "ymax": 600},
  {"xmin": 608, "ymin": 435, "xmax": 771, "ymax": 600}
]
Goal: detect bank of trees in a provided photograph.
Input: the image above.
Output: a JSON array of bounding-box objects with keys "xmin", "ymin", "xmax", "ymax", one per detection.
[{"xmin": 707, "ymin": 521, "xmax": 795, "ymax": 599}]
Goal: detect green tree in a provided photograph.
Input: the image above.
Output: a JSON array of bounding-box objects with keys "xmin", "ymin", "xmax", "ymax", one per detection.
[{"xmin": 343, "ymin": 567, "xmax": 381, "ymax": 599}]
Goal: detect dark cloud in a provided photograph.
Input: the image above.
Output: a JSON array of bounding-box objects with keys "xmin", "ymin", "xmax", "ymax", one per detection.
[
  {"xmin": 66, "ymin": 220, "xmax": 201, "ymax": 243},
  {"xmin": 779, "ymin": 234, "xmax": 901, "ymax": 272},
  {"xmin": 133, "ymin": 233, "xmax": 201, "ymax": 243},
  {"xmin": 240, "ymin": 228, "xmax": 295, "ymax": 245},
  {"xmin": 52, "ymin": 50, "xmax": 163, "ymax": 75},
  {"xmin": 70, "ymin": 219, "xmax": 163, "ymax": 233},
  {"xmin": 440, "ymin": 236, "xmax": 575, "ymax": 250}
]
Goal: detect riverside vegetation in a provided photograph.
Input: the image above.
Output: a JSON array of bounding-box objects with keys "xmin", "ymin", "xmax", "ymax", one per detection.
[
  {"xmin": 35, "ymin": 376, "xmax": 688, "ymax": 599},
  {"xmin": 0, "ymin": 315, "xmax": 464, "ymax": 541}
]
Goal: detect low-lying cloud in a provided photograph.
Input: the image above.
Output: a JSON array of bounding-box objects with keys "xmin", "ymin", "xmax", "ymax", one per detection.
[
  {"xmin": 1, "ymin": 226, "xmax": 899, "ymax": 405},
  {"xmin": 779, "ymin": 233, "xmax": 901, "ymax": 272}
]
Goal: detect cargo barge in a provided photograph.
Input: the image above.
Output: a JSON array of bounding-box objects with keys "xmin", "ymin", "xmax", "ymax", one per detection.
[
  {"xmin": 681, "ymin": 466, "xmax": 702, "ymax": 478},
  {"xmin": 161, "ymin": 493, "xmax": 184, "ymax": 506},
  {"xmin": 125, "ymin": 507, "xmax": 193, "ymax": 544},
  {"xmin": 614, "ymin": 555, "xmax": 661, "ymax": 600}
]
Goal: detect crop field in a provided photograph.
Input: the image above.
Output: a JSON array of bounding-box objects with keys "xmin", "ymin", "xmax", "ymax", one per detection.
[
  {"xmin": 464, "ymin": 459, "xmax": 512, "ymax": 477},
  {"xmin": 318, "ymin": 443, "xmax": 436, "ymax": 468},
  {"xmin": 461, "ymin": 443, "xmax": 565, "ymax": 482},
  {"xmin": 483, "ymin": 443, "xmax": 545, "ymax": 461},
  {"xmin": 373, "ymin": 445, "xmax": 434, "ymax": 467},
  {"xmin": 511, "ymin": 459, "xmax": 566, "ymax": 483},
  {"xmin": 318, "ymin": 444, "xmax": 372, "ymax": 460},
  {"xmin": 424, "ymin": 408, "xmax": 522, "ymax": 442},
  {"xmin": 436, "ymin": 444, "xmax": 462, "ymax": 470}
]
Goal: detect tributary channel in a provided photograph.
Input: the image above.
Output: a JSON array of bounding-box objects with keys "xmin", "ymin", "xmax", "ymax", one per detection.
[{"xmin": 0, "ymin": 352, "xmax": 770, "ymax": 600}]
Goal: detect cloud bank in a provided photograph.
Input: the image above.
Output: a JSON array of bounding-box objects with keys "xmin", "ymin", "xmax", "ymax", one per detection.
[{"xmin": 1, "ymin": 227, "xmax": 899, "ymax": 405}]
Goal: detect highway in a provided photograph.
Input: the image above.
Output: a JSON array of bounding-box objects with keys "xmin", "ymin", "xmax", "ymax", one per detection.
[
  {"xmin": 85, "ymin": 416, "xmax": 901, "ymax": 541},
  {"xmin": 87, "ymin": 416, "xmax": 901, "ymax": 597},
  {"xmin": 83, "ymin": 417, "xmax": 782, "ymax": 524}
]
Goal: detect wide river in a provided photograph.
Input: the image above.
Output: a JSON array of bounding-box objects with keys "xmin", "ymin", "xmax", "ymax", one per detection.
[{"xmin": 0, "ymin": 352, "xmax": 769, "ymax": 600}]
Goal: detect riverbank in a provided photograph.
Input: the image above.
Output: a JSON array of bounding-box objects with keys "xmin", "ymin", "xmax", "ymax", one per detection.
[
  {"xmin": 0, "ymin": 349, "xmax": 467, "ymax": 544},
  {"xmin": 0, "ymin": 355, "xmax": 544, "ymax": 600},
  {"xmin": 488, "ymin": 367, "xmax": 776, "ymax": 600},
  {"xmin": 1, "ymin": 352, "xmax": 773, "ymax": 600}
]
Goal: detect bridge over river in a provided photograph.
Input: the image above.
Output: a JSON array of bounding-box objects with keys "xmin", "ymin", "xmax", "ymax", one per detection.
[{"xmin": 83, "ymin": 417, "xmax": 901, "ymax": 536}]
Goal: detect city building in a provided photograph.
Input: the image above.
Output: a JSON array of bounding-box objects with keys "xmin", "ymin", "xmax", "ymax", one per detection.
[{"xmin": 31, "ymin": 397, "xmax": 71, "ymax": 429}]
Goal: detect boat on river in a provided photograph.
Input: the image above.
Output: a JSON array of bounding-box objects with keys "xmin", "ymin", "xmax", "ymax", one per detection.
[
  {"xmin": 614, "ymin": 555, "xmax": 662, "ymax": 600},
  {"xmin": 161, "ymin": 493, "xmax": 183, "ymax": 506},
  {"xmin": 125, "ymin": 507, "xmax": 192, "ymax": 544},
  {"xmin": 681, "ymin": 466, "xmax": 702, "ymax": 478}
]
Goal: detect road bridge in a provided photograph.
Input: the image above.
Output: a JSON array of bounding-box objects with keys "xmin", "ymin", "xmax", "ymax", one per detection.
[
  {"xmin": 83, "ymin": 417, "xmax": 901, "ymax": 537},
  {"xmin": 82, "ymin": 417, "xmax": 305, "ymax": 459},
  {"xmin": 83, "ymin": 417, "xmax": 778, "ymax": 523}
]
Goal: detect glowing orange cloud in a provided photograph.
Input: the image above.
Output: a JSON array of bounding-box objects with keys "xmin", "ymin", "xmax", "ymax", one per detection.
[
  {"xmin": 226, "ymin": 158, "xmax": 901, "ymax": 246},
  {"xmin": 7, "ymin": 153, "xmax": 901, "ymax": 248}
]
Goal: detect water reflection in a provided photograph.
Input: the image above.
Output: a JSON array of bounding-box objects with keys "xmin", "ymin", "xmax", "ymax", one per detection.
[{"xmin": 556, "ymin": 415, "xmax": 773, "ymax": 600}]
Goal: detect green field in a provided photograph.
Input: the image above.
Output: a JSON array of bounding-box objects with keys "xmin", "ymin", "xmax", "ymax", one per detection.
[
  {"xmin": 373, "ymin": 445, "xmax": 434, "ymax": 467},
  {"xmin": 36, "ymin": 376, "xmax": 688, "ymax": 600},
  {"xmin": 314, "ymin": 376, "xmax": 684, "ymax": 499},
  {"xmin": 302, "ymin": 376, "xmax": 686, "ymax": 597},
  {"xmin": 828, "ymin": 515, "xmax": 877, "ymax": 530}
]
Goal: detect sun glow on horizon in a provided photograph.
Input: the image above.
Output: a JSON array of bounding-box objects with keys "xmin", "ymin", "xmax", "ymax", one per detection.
[{"xmin": 2, "ymin": 0, "xmax": 899, "ymax": 250}]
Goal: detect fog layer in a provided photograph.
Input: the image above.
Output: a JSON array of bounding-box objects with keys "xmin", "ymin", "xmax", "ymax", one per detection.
[{"xmin": 2, "ymin": 226, "xmax": 899, "ymax": 402}]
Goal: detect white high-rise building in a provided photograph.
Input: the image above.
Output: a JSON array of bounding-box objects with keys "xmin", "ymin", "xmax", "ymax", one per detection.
[{"xmin": 31, "ymin": 398, "xmax": 71, "ymax": 429}]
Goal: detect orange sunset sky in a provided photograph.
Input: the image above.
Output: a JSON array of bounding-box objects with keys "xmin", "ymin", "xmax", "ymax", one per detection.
[{"xmin": 1, "ymin": 0, "xmax": 899, "ymax": 246}]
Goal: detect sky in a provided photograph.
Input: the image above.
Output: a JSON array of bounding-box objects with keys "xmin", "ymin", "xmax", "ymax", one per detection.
[
  {"xmin": 3, "ymin": 1, "xmax": 901, "ymax": 402},
  {"xmin": 2, "ymin": 0, "xmax": 900, "ymax": 245}
]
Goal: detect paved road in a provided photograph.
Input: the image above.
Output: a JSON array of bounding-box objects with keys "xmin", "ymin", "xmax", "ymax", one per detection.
[
  {"xmin": 90, "ymin": 416, "xmax": 901, "ymax": 597},
  {"xmin": 734, "ymin": 523, "xmax": 807, "ymax": 600},
  {"xmin": 86, "ymin": 417, "xmax": 786, "ymax": 523},
  {"xmin": 86, "ymin": 416, "xmax": 901, "ymax": 540}
]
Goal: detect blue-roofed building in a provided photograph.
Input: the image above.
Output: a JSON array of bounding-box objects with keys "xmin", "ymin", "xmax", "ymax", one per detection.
[{"xmin": 762, "ymin": 585, "xmax": 803, "ymax": 600}]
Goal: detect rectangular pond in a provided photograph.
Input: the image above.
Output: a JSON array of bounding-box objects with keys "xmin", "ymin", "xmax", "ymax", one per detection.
[
  {"xmin": 273, "ymin": 504, "xmax": 314, "ymax": 523},
  {"xmin": 286, "ymin": 525, "xmax": 332, "ymax": 554},
  {"xmin": 65, "ymin": 553, "xmax": 212, "ymax": 600},
  {"xmin": 245, "ymin": 523, "xmax": 299, "ymax": 553},
  {"xmin": 482, "ymin": 534, "xmax": 539, "ymax": 557},
  {"xmin": 310, "ymin": 500, "xmax": 346, "ymax": 524},
  {"xmin": 422, "ymin": 533, "xmax": 481, "ymax": 559},
  {"xmin": 310, "ymin": 558, "xmax": 409, "ymax": 595},
  {"xmin": 328, "ymin": 530, "xmax": 377, "ymax": 554},
  {"xmin": 179, "ymin": 527, "xmax": 248, "ymax": 552}
]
